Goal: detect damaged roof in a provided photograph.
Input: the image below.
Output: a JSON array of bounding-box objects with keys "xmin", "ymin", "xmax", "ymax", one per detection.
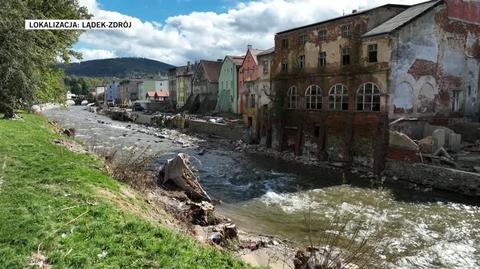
[
  {"xmin": 226, "ymin": 55, "xmax": 245, "ymax": 66},
  {"xmin": 200, "ymin": 60, "xmax": 222, "ymax": 82},
  {"xmin": 363, "ymin": 0, "xmax": 442, "ymax": 38},
  {"xmin": 276, "ymin": 4, "xmax": 410, "ymax": 35},
  {"xmin": 257, "ymin": 47, "xmax": 275, "ymax": 56}
]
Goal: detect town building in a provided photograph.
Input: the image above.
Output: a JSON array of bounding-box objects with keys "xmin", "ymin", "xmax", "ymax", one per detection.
[
  {"xmin": 138, "ymin": 76, "xmax": 169, "ymax": 102},
  {"xmin": 238, "ymin": 45, "xmax": 264, "ymax": 141},
  {"xmin": 269, "ymin": 0, "xmax": 480, "ymax": 172},
  {"xmin": 145, "ymin": 91, "xmax": 169, "ymax": 102},
  {"xmin": 168, "ymin": 63, "xmax": 194, "ymax": 110},
  {"xmin": 105, "ymin": 81, "xmax": 120, "ymax": 106},
  {"xmin": 189, "ymin": 60, "xmax": 222, "ymax": 113},
  {"xmin": 118, "ymin": 80, "xmax": 142, "ymax": 106},
  {"xmin": 216, "ymin": 56, "xmax": 245, "ymax": 114},
  {"xmin": 254, "ymin": 48, "xmax": 275, "ymax": 145}
]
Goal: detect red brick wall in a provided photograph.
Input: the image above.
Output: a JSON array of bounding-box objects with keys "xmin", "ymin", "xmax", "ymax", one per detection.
[
  {"xmin": 447, "ymin": 0, "xmax": 480, "ymax": 25},
  {"xmin": 238, "ymin": 50, "xmax": 259, "ymax": 114}
]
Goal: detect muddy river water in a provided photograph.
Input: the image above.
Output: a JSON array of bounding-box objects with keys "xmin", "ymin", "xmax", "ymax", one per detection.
[{"xmin": 44, "ymin": 106, "xmax": 480, "ymax": 268}]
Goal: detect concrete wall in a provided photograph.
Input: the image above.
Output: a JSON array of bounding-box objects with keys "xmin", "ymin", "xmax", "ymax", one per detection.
[
  {"xmin": 385, "ymin": 161, "xmax": 480, "ymax": 197},
  {"xmin": 389, "ymin": 4, "xmax": 480, "ymax": 119}
]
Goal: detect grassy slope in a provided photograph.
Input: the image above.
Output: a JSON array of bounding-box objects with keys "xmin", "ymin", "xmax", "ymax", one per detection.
[{"xmin": 0, "ymin": 113, "xmax": 250, "ymax": 268}]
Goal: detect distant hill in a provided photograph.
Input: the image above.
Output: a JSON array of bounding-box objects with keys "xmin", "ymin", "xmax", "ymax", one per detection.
[{"xmin": 60, "ymin": 57, "xmax": 175, "ymax": 78}]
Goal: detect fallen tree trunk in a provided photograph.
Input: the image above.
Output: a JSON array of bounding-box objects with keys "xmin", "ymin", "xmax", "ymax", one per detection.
[{"xmin": 159, "ymin": 153, "xmax": 212, "ymax": 202}]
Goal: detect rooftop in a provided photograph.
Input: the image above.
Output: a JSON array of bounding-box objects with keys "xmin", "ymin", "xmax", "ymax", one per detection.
[
  {"xmin": 276, "ymin": 3, "xmax": 410, "ymax": 35},
  {"xmin": 363, "ymin": 0, "xmax": 441, "ymax": 38}
]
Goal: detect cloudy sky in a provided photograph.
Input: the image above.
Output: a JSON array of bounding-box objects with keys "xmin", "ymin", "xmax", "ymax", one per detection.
[{"xmin": 75, "ymin": 0, "xmax": 424, "ymax": 66}]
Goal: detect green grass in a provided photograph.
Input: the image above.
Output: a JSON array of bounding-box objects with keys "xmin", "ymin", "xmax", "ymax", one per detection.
[{"xmin": 0, "ymin": 113, "xmax": 251, "ymax": 268}]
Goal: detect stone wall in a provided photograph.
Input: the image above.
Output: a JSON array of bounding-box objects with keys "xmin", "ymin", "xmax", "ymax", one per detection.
[
  {"xmin": 187, "ymin": 120, "xmax": 244, "ymax": 140},
  {"xmin": 385, "ymin": 161, "xmax": 480, "ymax": 196}
]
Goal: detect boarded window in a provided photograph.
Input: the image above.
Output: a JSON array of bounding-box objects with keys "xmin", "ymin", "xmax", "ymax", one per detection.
[
  {"xmin": 357, "ymin": 83, "xmax": 380, "ymax": 111},
  {"xmin": 287, "ymin": 86, "xmax": 298, "ymax": 109},
  {"xmin": 329, "ymin": 84, "xmax": 349, "ymax": 111},
  {"xmin": 305, "ymin": 85, "xmax": 322, "ymax": 110},
  {"xmin": 368, "ymin": 44, "xmax": 378, "ymax": 63}
]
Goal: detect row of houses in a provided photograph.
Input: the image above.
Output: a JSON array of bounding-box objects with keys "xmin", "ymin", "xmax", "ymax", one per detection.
[
  {"xmin": 167, "ymin": 0, "xmax": 480, "ymax": 171},
  {"xmin": 103, "ymin": 76, "xmax": 170, "ymax": 107}
]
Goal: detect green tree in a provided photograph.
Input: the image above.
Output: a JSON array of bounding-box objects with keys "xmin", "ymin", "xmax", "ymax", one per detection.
[{"xmin": 0, "ymin": 0, "xmax": 90, "ymax": 118}]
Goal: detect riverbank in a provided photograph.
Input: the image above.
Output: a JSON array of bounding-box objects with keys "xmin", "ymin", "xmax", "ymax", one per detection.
[{"xmin": 0, "ymin": 113, "xmax": 255, "ymax": 268}]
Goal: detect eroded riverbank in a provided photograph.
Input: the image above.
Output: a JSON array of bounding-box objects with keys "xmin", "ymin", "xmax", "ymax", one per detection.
[{"xmin": 43, "ymin": 106, "xmax": 480, "ymax": 268}]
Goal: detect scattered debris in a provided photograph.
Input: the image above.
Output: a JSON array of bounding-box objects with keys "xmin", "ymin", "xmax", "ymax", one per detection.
[
  {"xmin": 186, "ymin": 201, "xmax": 217, "ymax": 226},
  {"xmin": 159, "ymin": 153, "xmax": 211, "ymax": 202},
  {"xmin": 50, "ymin": 139, "xmax": 86, "ymax": 154},
  {"xmin": 59, "ymin": 128, "xmax": 76, "ymax": 137}
]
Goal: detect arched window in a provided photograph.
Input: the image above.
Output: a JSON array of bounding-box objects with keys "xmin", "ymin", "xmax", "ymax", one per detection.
[
  {"xmin": 356, "ymin": 83, "xmax": 380, "ymax": 111},
  {"xmin": 287, "ymin": 86, "xmax": 298, "ymax": 109},
  {"xmin": 305, "ymin": 85, "xmax": 322, "ymax": 110},
  {"xmin": 329, "ymin": 84, "xmax": 348, "ymax": 111}
]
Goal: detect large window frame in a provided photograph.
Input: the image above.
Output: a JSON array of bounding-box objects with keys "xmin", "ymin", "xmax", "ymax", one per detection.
[
  {"xmin": 356, "ymin": 83, "xmax": 381, "ymax": 111},
  {"xmin": 329, "ymin": 84, "xmax": 349, "ymax": 111},
  {"xmin": 287, "ymin": 86, "xmax": 298, "ymax": 110},
  {"xmin": 305, "ymin": 85, "xmax": 322, "ymax": 110}
]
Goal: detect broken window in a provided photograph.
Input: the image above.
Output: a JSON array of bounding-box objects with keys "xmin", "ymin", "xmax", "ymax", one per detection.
[
  {"xmin": 298, "ymin": 34, "xmax": 307, "ymax": 46},
  {"xmin": 368, "ymin": 44, "xmax": 378, "ymax": 63},
  {"xmin": 329, "ymin": 84, "xmax": 349, "ymax": 111},
  {"xmin": 298, "ymin": 55, "xmax": 305, "ymax": 69},
  {"xmin": 281, "ymin": 58, "xmax": 288, "ymax": 72},
  {"xmin": 342, "ymin": 48, "xmax": 350, "ymax": 65},
  {"xmin": 249, "ymin": 94, "xmax": 256, "ymax": 108},
  {"xmin": 341, "ymin": 24, "xmax": 352, "ymax": 38},
  {"xmin": 287, "ymin": 86, "xmax": 298, "ymax": 109},
  {"xmin": 281, "ymin": 38, "xmax": 289, "ymax": 49},
  {"xmin": 314, "ymin": 126, "xmax": 320, "ymax": 138},
  {"xmin": 318, "ymin": 29, "xmax": 327, "ymax": 41},
  {"xmin": 319, "ymin": 51, "xmax": 327, "ymax": 68},
  {"xmin": 263, "ymin": 60, "xmax": 269, "ymax": 74},
  {"xmin": 452, "ymin": 90, "xmax": 461, "ymax": 112},
  {"xmin": 356, "ymin": 83, "xmax": 380, "ymax": 111},
  {"xmin": 305, "ymin": 85, "xmax": 322, "ymax": 110}
]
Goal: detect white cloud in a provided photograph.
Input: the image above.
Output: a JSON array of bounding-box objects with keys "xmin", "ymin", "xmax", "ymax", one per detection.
[
  {"xmin": 73, "ymin": 48, "xmax": 117, "ymax": 62},
  {"xmin": 76, "ymin": 0, "xmax": 424, "ymax": 66}
]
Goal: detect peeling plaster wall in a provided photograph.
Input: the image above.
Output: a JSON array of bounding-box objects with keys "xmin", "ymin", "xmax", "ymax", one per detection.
[{"xmin": 389, "ymin": 4, "xmax": 480, "ymax": 119}]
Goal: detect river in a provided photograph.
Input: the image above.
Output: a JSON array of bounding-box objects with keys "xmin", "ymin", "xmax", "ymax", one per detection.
[{"xmin": 43, "ymin": 106, "xmax": 480, "ymax": 268}]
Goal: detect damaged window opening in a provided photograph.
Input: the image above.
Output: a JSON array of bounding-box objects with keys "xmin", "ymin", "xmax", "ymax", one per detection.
[
  {"xmin": 281, "ymin": 38, "xmax": 289, "ymax": 49},
  {"xmin": 281, "ymin": 58, "xmax": 288, "ymax": 72},
  {"xmin": 298, "ymin": 55, "xmax": 305, "ymax": 69},
  {"xmin": 368, "ymin": 44, "xmax": 378, "ymax": 63},
  {"xmin": 357, "ymin": 83, "xmax": 380, "ymax": 111},
  {"xmin": 329, "ymin": 84, "xmax": 349, "ymax": 111},
  {"xmin": 319, "ymin": 51, "xmax": 327, "ymax": 68},
  {"xmin": 318, "ymin": 29, "xmax": 327, "ymax": 41},
  {"xmin": 342, "ymin": 48, "xmax": 350, "ymax": 65},
  {"xmin": 305, "ymin": 85, "xmax": 322, "ymax": 110},
  {"xmin": 298, "ymin": 34, "xmax": 307, "ymax": 46},
  {"xmin": 452, "ymin": 90, "xmax": 461, "ymax": 112},
  {"xmin": 287, "ymin": 86, "xmax": 298, "ymax": 110},
  {"xmin": 249, "ymin": 94, "xmax": 256, "ymax": 108},
  {"xmin": 314, "ymin": 126, "xmax": 320, "ymax": 138},
  {"xmin": 263, "ymin": 60, "xmax": 269, "ymax": 74},
  {"xmin": 341, "ymin": 24, "xmax": 351, "ymax": 38}
]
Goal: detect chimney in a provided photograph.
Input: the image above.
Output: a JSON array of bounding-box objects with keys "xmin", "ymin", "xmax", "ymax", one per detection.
[
  {"xmin": 247, "ymin": 44, "xmax": 252, "ymax": 50},
  {"xmin": 352, "ymin": 9, "xmax": 357, "ymax": 14}
]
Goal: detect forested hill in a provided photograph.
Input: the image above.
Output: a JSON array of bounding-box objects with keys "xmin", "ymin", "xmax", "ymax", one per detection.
[{"xmin": 60, "ymin": 57, "xmax": 175, "ymax": 77}]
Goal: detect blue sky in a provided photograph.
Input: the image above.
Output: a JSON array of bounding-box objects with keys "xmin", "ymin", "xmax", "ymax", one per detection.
[
  {"xmin": 96, "ymin": 0, "xmax": 240, "ymax": 22},
  {"xmin": 75, "ymin": 0, "xmax": 424, "ymax": 65}
]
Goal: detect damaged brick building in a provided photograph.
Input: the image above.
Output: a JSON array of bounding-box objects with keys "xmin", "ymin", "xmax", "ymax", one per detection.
[{"xmin": 269, "ymin": 0, "xmax": 480, "ymax": 172}]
